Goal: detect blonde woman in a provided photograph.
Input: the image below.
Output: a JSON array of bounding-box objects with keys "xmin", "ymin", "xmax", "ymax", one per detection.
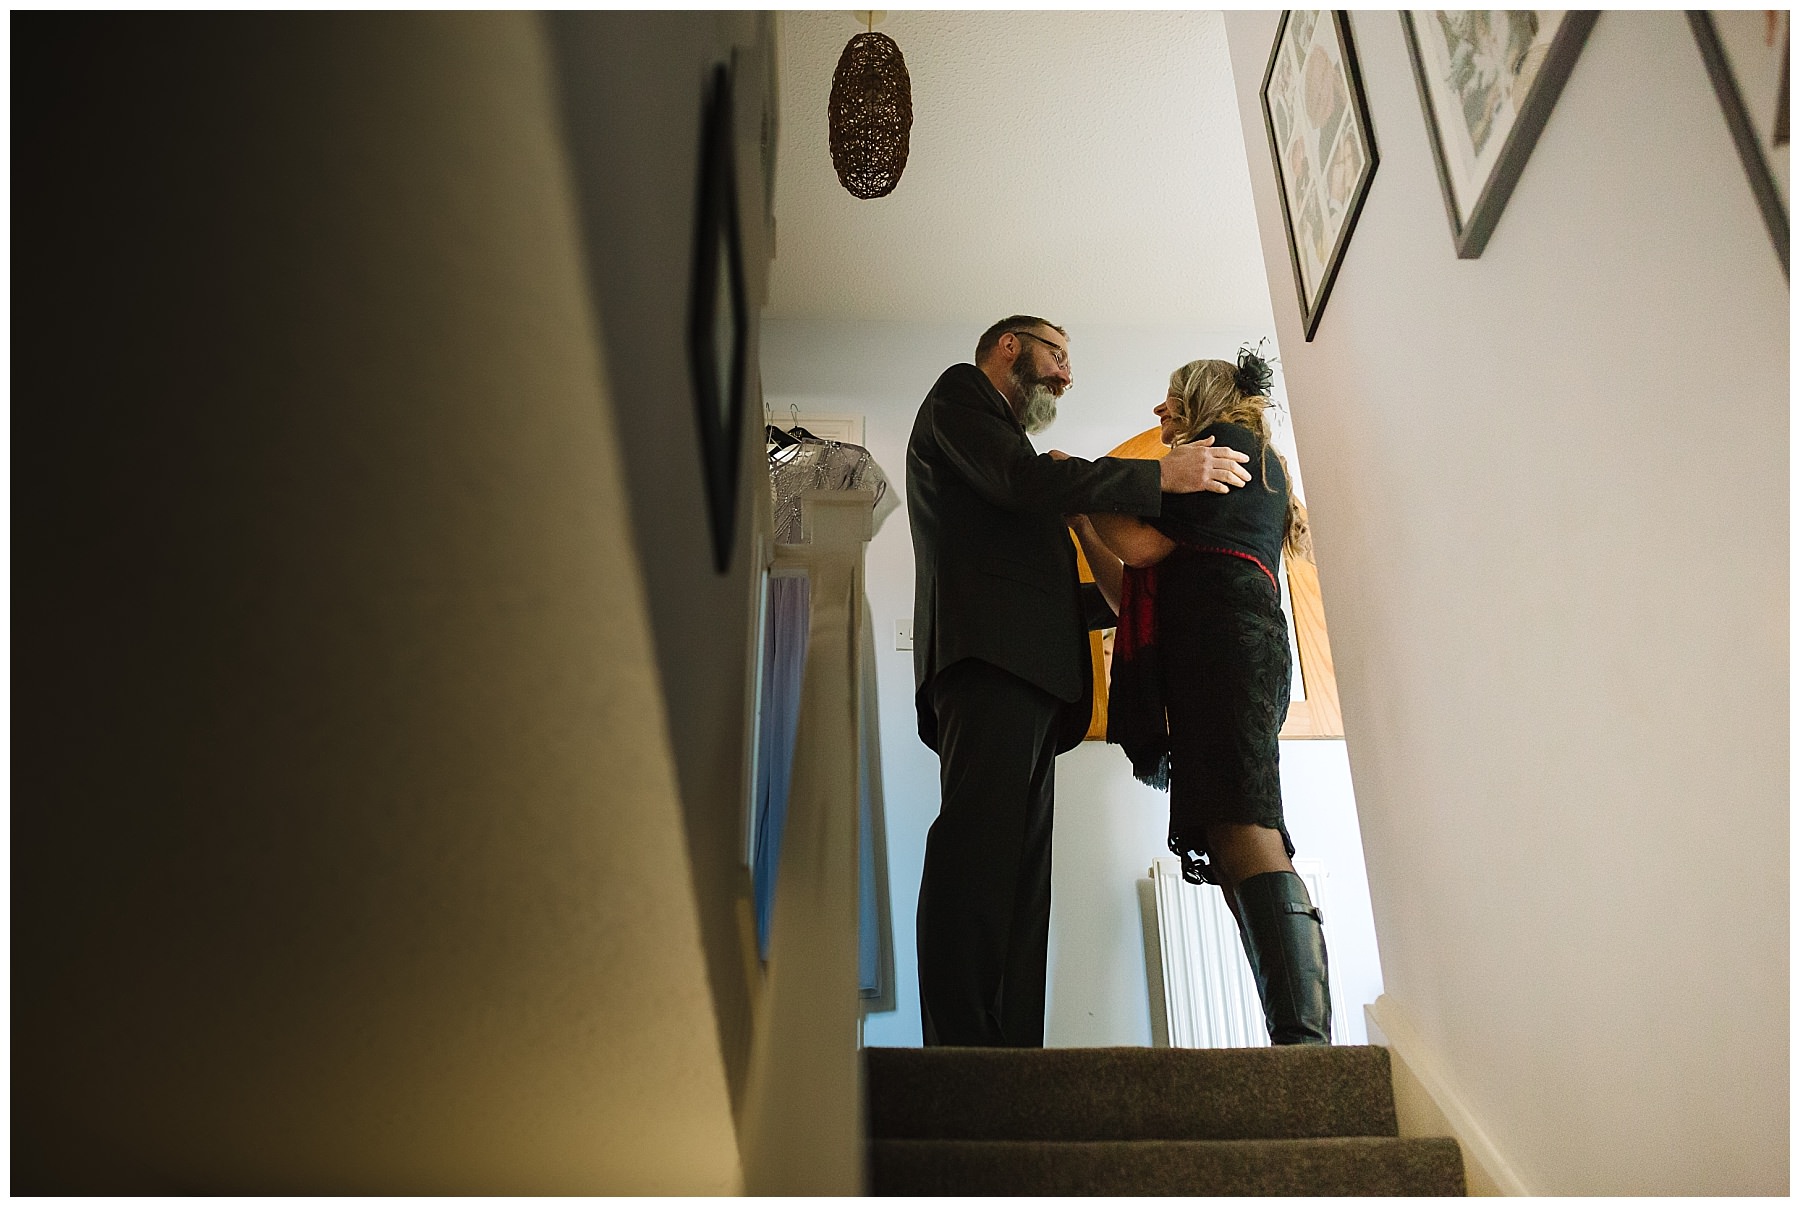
[{"xmin": 1067, "ymin": 347, "xmax": 1329, "ymax": 1045}]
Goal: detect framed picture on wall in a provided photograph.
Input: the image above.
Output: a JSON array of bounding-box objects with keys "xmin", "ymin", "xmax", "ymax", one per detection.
[
  {"xmin": 1401, "ymin": 11, "xmax": 1598, "ymax": 259},
  {"xmin": 1259, "ymin": 11, "xmax": 1380, "ymax": 343},
  {"xmin": 687, "ymin": 62, "xmax": 750, "ymax": 574},
  {"xmin": 1689, "ymin": 10, "xmax": 1790, "ymax": 277}
]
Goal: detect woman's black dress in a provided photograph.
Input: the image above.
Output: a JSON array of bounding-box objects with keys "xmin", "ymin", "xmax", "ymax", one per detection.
[{"xmin": 1107, "ymin": 421, "xmax": 1295, "ymax": 886}]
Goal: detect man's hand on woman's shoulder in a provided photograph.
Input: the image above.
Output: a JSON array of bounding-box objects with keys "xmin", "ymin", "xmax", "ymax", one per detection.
[{"xmin": 1161, "ymin": 436, "xmax": 1250, "ymax": 494}]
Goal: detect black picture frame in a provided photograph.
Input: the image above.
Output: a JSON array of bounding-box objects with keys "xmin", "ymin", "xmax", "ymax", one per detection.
[
  {"xmin": 1260, "ymin": 11, "xmax": 1380, "ymax": 343},
  {"xmin": 1402, "ymin": 11, "xmax": 1597, "ymax": 259},
  {"xmin": 687, "ymin": 63, "xmax": 750, "ymax": 574},
  {"xmin": 1689, "ymin": 10, "xmax": 1790, "ymax": 278}
]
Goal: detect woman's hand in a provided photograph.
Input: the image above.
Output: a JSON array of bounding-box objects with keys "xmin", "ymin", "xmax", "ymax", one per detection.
[
  {"xmin": 1067, "ymin": 511, "xmax": 1123, "ymax": 613},
  {"xmin": 1047, "ymin": 449, "xmax": 1071, "ymax": 461}
]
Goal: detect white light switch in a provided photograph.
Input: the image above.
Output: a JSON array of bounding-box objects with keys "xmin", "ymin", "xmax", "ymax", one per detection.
[{"xmin": 895, "ymin": 620, "xmax": 914, "ymax": 651}]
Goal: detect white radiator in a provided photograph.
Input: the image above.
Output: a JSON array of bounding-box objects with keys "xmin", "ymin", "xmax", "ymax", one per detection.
[{"xmin": 1148, "ymin": 855, "xmax": 1346, "ymax": 1047}]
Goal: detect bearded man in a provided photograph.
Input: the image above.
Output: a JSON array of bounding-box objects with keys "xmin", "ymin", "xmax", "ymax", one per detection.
[{"xmin": 905, "ymin": 315, "xmax": 1251, "ymax": 1046}]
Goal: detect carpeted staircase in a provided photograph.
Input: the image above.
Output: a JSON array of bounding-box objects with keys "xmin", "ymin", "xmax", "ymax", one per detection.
[{"xmin": 866, "ymin": 1044, "xmax": 1465, "ymax": 1196}]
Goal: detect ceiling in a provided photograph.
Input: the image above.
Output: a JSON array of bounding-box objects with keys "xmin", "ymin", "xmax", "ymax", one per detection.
[{"xmin": 765, "ymin": 10, "xmax": 1276, "ymax": 332}]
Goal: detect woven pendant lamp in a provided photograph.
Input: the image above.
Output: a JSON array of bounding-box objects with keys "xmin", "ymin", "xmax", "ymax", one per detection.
[{"xmin": 828, "ymin": 20, "xmax": 912, "ymax": 199}]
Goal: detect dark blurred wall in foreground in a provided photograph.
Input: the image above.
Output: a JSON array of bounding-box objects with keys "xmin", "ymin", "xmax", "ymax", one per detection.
[{"xmin": 13, "ymin": 12, "xmax": 772, "ymax": 1191}]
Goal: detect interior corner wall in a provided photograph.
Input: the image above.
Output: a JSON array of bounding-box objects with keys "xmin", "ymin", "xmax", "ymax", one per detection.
[
  {"xmin": 544, "ymin": 13, "xmax": 774, "ymax": 1101},
  {"xmin": 1223, "ymin": 11, "xmax": 1786, "ymax": 1195},
  {"xmin": 12, "ymin": 13, "xmax": 738, "ymax": 1192}
]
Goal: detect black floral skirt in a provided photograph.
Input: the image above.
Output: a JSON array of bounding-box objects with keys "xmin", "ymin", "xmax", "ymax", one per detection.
[{"xmin": 1156, "ymin": 553, "xmax": 1294, "ymax": 885}]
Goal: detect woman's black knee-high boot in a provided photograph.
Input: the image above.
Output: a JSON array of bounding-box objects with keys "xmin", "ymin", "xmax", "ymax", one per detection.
[{"xmin": 1232, "ymin": 870, "xmax": 1332, "ymax": 1045}]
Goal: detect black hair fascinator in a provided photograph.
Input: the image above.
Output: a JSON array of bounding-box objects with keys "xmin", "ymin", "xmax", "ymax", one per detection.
[{"xmin": 1234, "ymin": 339, "xmax": 1275, "ymax": 399}]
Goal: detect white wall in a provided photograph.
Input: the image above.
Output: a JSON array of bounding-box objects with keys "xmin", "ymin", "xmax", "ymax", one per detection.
[
  {"xmin": 761, "ymin": 318, "xmax": 1384, "ymax": 1049},
  {"xmin": 1223, "ymin": 11, "xmax": 1786, "ymax": 1195}
]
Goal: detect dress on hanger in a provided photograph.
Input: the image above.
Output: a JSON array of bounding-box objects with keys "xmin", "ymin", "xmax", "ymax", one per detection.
[{"xmin": 769, "ymin": 436, "xmax": 897, "ymax": 543}]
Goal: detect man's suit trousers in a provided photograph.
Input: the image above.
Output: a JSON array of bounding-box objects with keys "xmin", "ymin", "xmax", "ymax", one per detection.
[{"xmin": 917, "ymin": 657, "xmax": 1061, "ymax": 1047}]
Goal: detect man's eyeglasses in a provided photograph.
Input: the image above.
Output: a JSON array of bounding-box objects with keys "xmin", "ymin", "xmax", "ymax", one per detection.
[{"xmin": 1010, "ymin": 329, "xmax": 1069, "ymax": 368}]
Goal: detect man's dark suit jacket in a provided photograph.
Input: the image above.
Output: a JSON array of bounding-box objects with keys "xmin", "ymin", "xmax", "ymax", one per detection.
[{"xmin": 906, "ymin": 363, "xmax": 1162, "ymax": 756}]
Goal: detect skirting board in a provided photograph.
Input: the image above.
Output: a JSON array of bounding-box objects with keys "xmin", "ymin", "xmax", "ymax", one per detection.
[{"xmin": 1364, "ymin": 995, "xmax": 1529, "ymax": 1196}]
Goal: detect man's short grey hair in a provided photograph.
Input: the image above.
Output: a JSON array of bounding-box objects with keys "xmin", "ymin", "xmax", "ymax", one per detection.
[{"xmin": 976, "ymin": 315, "xmax": 1066, "ymax": 362}]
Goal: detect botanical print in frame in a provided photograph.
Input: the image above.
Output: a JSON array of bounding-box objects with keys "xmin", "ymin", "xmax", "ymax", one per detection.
[
  {"xmin": 1402, "ymin": 11, "xmax": 1598, "ymax": 258},
  {"xmin": 1260, "ymin": 11, "xmax": 1380, "ymax": 342},
  {"xmin": 1689, "ymin": 10, "xmax": 1789, "ymax": 276}
]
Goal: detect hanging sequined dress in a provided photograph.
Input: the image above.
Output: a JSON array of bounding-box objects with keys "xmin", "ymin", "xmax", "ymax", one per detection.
[{"xmin": 769, "ymin": 437, "xmax": 894, "ymax": 543}]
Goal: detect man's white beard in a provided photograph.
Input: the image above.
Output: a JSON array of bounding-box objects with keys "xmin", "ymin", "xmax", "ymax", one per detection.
[{"xmin": 1019, "ymin": 383, "xmax": 1059, "ymax": 433}]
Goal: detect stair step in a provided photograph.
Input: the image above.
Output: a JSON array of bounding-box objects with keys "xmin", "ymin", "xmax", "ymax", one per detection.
[
  {"xmin": 870, "ymin": 1136, "xmax": 1466, "ymax": 1196},
  {"xmin": 866, "ymin": 1045, "xmax": 1398, "ymax": 1142}
]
